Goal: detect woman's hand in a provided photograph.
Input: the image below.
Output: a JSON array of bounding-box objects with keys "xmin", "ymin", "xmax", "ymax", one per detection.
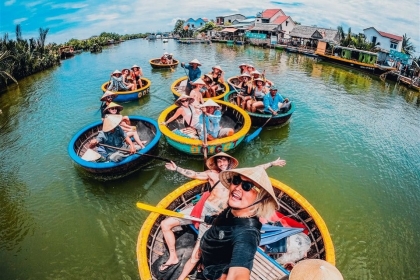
[
  {"xmin": 271, "ymin": 157, "xmax": 286, "ymax": 167},
  {"xmin": 165, "ymin": 161, "xmax": 177, "ymax": 171}
]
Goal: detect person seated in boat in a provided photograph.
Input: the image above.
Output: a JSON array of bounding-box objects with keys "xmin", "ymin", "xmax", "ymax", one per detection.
[
  {"xmin": 89, "ymin": 114, "xmax": 137, "ymax": 162},
  {"xmin": 160, "ymin": 52, "xmax": 168, "ymax": 64},
  {"xmin": 260, "ymin": 70, "xmax": 274, "ymax": 88},
  {"xmin": 209, "ymin": 65, "xmax": 225, "ymax": 92},
  {"xmin": 100, "ymin": 90, "xmax": 118, "ymax": 119},
  {"xmin": 131, "ymin": 64, "xmax": 143, "ymax": 88},
  {"xmin": 246, "ymin": 64, "xmax": 256, "ymax": 75},
  {"xmin": 181, "ymin": 59, "xmax": 202, "ymax": 95},
  {"xmin": 200, "ymin": 99, "xmax": 234, "ymax": 140},
  {"xmin": 189, "ymin": 78, "xmax": 205, "ymax": 106},
  {"xmin": 121, "ymin": 68, "xmax": 136, "ymax": 91},
  {"xmin": 239, "ymin": 63, "xmax": 248, "ymax": 75},
  {"xmin": 161, "ymin": 94, "xmax": 203, "ymax": 139},
  {"xmin": 263, "ymin": 86, "xmax": 291, "ymax": 115},
  {"xmin": 167, "ymin": 53, "xmax": 174, "ymax": 64},
  {"xmin": 198, "ymin": 166, "xmax": 279, "ymax": 280},
  {"xmin": 103, "ymin": 102, "xmax": 146, "ymax": 149},
  {"xmin": 247, "ymin": 78, "xmax": 268, "ymax": 112},
  {"xmin": 107, "ymin": 70, "xmax": 130, "ymax": 92},
  {"xmin": 236, "ymin": 73, "xmax": 254, "ymax": 110},
  {"xmin": 160, "ymin": 154, "xmax": 286, "ymax": 279},
  {"xmin": 202, "ymin": 74, "xmax": 215, "ymax": 98}
]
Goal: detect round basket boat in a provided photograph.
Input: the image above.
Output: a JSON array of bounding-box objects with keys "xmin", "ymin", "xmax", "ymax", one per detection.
[
  {"xmin": 227, "ymin": 75, "xmax": 241, "ymax": 91},
  {"xmin": 170, "ymin": 76, "xmax": 230, "ymax": 101},
  {"xmin": 100, "ymin": 78, "xmax": 151, "ymax": 103},
  {"xmin": 137, "ymin": 178, "xmax": 335, "ymax": 280},
  {"xmin": 149, "ymin": 58, "xmax": 179, "ymax": 69},
  {"xmin": 224, "ymin": 90, "xmax": 295, "ymax": 127},
  {"xmin": 158, "ymin": 100, "xmax": 251, "ymax": 155},
  {"xmin": 68, "ymin": 116, "xmax": 161, "ymax": 179}
]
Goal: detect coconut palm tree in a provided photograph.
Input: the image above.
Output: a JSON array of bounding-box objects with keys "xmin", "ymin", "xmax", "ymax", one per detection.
[
  {"xmin": 0, "ymin": 51, "xmax": 18, "ymax": 85},
  {"xmin": 402, "ymin": 34, "xmax": 415, "ymax": 56}
]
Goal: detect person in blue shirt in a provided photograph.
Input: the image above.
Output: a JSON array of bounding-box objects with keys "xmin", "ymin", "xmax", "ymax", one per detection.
[
  {"xmin": 263, "ymin": 86, "xmax": 290, "ymax": 115},
  {"xmin": 199, "ymin": 99, "xmax": 234, "ymax": 140},
  {"xmin": 181, "ymin": 59, "xmax": 202, "ymax": 95}
]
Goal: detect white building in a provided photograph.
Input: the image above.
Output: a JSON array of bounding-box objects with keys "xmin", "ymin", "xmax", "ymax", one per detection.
[{"xmin": 363, "ymin": 27, "xmax": 403, "ymax": 52}]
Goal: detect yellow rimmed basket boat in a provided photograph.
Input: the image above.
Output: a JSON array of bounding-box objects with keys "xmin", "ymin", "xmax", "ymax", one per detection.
[
  {"xmin": 170, "ymin": 76, "xmax": 230, "ymax": 101},
  {"xmin": 137, "ymin": 178, "xmax": 335, "ymax": 280},
  {"xmin": 100, "ymin": 77, "xmax": 151, "ymax": 103},
  {"xmin": 149, "ymin": 58, "xmax": 179, "ymax": 69},
  {"xmin": 158, "ymin": 100, "xmax": 251, "ymax": 155}
]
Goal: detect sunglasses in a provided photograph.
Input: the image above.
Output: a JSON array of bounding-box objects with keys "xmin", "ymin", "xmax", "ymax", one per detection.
[
  {"xmin": 109, "ymin": 108, "xmax": 118, "ymax": 110},
  {"xmin": 180, "ymin": 99, "xmax": 189, "ymax": 102},
  {"xmin": 229, "ymin": 175, "xmax": 259, "ymax": 192}
]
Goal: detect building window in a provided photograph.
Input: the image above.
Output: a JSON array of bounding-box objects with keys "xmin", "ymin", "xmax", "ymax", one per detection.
[
  {"xmin": 192, "ymin": 24, "xmax": 195, "ymax": 28},
  {"xmin": 200, "ymin": 23, "xmax": 203, "ymax": 26},
  {"xmin": 286, "ymin": 21, "xmax": 288, "ymax": 26},
  {"xmin": 228, "ymin": 19, "xmax": 231, "ymax": 23},
  {"xmin": 372, "ymin": 36, "xmax": 377, "ymax": 44},
  {"xmin": 390, "ymin": 43, "xmax": 397, "ymax": 49}
]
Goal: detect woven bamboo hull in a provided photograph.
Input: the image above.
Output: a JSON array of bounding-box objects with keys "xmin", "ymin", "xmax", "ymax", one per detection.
[
  {"xmin": 224, "ymin": 90, "xmax": 295, "ymax": 127},
  {"xmin": 149, "ymin": 58, "xmax": 179, "ymax": 69},
  {"xmin": 137, "ymin": 179, "xmax": 335, "ymax": 280},
  {"xmin": 100, "ymin": 78, "xmax": 151, "ymax": 103},
  {"xmin": 227, "ymin": 76, "xmax": 241, "ymax": 91},
  {"xmin": 158, "ymin": 100, "xmax": 251, "ymax": 155},
  {"xmin": 170, "ymin": 76, "xmax": 230, "ymax": 100},
  {"xmin": 68, "ymin": 116, "xmax": 161, "ymax": 179}
]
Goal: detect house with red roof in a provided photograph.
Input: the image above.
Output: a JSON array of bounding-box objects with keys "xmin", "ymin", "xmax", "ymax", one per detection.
[
  {"xmin": 247, "ymin": 8, "xmax": 296, "ymax": 43},
  {"xmin": 363, "ymin": 27, "xmax": 403, "ymax": 52}
]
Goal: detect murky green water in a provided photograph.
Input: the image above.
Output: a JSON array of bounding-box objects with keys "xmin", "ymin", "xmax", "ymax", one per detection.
[{"xmin": 1, "ymin": 39, "xmax": 419, "ymax": 280}]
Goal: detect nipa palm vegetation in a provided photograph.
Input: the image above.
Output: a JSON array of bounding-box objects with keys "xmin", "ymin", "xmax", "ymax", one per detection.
[{"xmin": 0, "ymin": 25, "xmax": 61, "ymax": 91}]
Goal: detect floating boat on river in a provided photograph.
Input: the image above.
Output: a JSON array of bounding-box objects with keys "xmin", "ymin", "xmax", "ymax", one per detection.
[
  {"xmin": 149, "ymin": 58, "xmax": 179, "ymax": 69},
  {"xmin": 158, "ymin": 100, "xmax": 251, "ymax": 155},
  {"xmin": 100, "ymin": 78, "xmax": 151, "ymax": 103},
  {"xmin": 136, "ymin": 178, "xmax": 335, "ymax": 279},
  {"xmin": 68, "ymin": 116, "xmax": 161, "ymax": 179},
  {"xmin": 227, "ymin": 76, "xmax": 241, "ymax": 91},
  {"xmin": 224, "ymin": 90, "xmax": 295, "ymax": 127},
  {"xmin": 170, "ymin": 76, "xmax": 230, "ymax": 100}
]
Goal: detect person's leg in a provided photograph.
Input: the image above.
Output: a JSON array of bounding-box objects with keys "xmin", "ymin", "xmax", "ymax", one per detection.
[
  {"xmin": 176, "ymin": 241, "xmax": 201, "ymax": 280},
  {"xmin": 251, "ymin": 101, "xmax": 264, "ymax": 113},
  {"xmin": 160, "ymin": 217, "xmax": 182, "ymax": 268},
  {"xmin": 218, "ymin": 128, "xmax": 234, "ymax": 138},
  {"xmin": 126, "ymin": 131, "xmax": 145, "ymax": 148}
]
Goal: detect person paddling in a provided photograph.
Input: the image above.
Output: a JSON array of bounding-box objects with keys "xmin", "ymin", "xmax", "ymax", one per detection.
[
  {"xmin": 161, "ymin": 154, "xmax": 286, "ymax": 279},
  {"xmin": 181, "ymin": 59, "xmax": 202, "ymax": 95}
]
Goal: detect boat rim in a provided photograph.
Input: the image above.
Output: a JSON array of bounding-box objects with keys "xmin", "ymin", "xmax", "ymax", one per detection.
[
  {"xmin": 170, "ymin": 76, "xmax": 230, "ymax": 100},
  {"xmin": 100, "ymin": 77, "xmax": 151, "ymax": 95}
]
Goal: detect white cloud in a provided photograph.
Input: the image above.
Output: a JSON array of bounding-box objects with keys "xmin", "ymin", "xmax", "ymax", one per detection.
[
  {"xmin": 5, "ymin": 0, "xmax": 16, "ymax": 6},
  {"xmin": 13, "ymin": 18, "xmax": 27, "ymax": 25}
]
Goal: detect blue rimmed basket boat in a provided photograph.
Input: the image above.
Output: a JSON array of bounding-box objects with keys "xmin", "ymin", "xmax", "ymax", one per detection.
[
  {"xmin": 149, "ymin": 58, "xmax": 179, "ymax": 69},
  {"xmin": 136, "ymin": 178, "xmax": 335, "ymax": 279},
  {"xmin": 100, "ymin": 78, "xmax": 151, "ymax": 103},
  {"xmin": 68, "ymin": 116, "xmax": 161, "ymax": 179},
  {"xmin": 170, "ymin": 76, "xmax": 230, "ymax": 101},
  {"xmin": 158, "ymin": 100, "xmax": 251, "ymax": 155},
  {"xmin": 224, "ymin": 90, "xmax": 295, "ymax": 127}
]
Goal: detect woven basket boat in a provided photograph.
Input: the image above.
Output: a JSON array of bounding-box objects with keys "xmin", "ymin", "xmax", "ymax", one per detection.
[
  {"xmin": 149, "ymin": 58, "xmax": 179, "ymax": 69},
  {"xmin": 170, "ymin": 76, "xmax": 230, "ymax": 100},
  {"xmin": 100, "ymin": 78, "xmax": 151, "ymax": 103}
]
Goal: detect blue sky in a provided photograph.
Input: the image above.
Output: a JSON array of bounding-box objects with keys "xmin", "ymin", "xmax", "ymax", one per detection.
[{"xmin": 1, "ymin": 0, "xmax": 419, "ymax": 56}]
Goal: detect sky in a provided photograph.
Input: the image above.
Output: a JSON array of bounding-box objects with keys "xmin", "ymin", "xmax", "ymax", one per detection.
[{"xmin": 1, "ymin": 0, "xmax": 419, "ymax": 56}]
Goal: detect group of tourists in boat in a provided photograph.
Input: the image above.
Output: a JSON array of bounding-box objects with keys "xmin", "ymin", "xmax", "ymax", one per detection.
[
  {"xmin": 232, "ymin": 63, "xmax": 291, "ymax": 115},
  {"xmin": 107, "ymin": 64, "xmax": 144, "ymax": 92},
  {"xmin": 160, "ymin": 52, "xmax": 175, "ymax": 65},
  {"xmin": 81, "ymin": 90, "xmax": 148, "ymax": 163}
]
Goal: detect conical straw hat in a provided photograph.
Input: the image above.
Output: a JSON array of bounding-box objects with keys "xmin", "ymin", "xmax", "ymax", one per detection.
[
  {"xmin": 204, "ymin": 74, "xmax": 213, "ymax": 82},
  {"xmin": 220, "ymin": 166, "xmax": 279, "ymax": 207},
  {"xmin": 289, "ymin": 259, "xmax": 343, "ymax": 280},
  {"xmin": 102, "ymin": 114, "xmax": 123, "ymax": 132},
  {"xmin": 200, "ymin": 99, "xmax": 221, "ymax": 109},
  {"xmin": 212, "ymin": 65, "xmax": 223, "ymax": 72},
  {"xmin": 175, "ymin": 94, "xmax": 195, "ymax": 106},
  {"xmin": 192, "ymin": 78, "xmax": 206, "ymax": 85},
  {"xmin": 131, "ymin": 64, "xmax": 140, "ymax": 69},
  {"xmin": 112, "ymin": 69, "xmax": 122, "ymax": 75},
  {"xmin": 189, "ymin": 59, "xmax": 201, "ymax": 66},
  {"xmin": 206, "ymin": 152, "xmax": 239, "ymax": 171},
  {"xmin": 103, "ymin": 102, "xmax": 123, "ymax": 113},
  {"xmin": 100, "ymin": 90, "xmax": 118, "ymax": 101},
  {"xmin": 81, "ymin": 149, "xmax": 102, "ymax": 161}
]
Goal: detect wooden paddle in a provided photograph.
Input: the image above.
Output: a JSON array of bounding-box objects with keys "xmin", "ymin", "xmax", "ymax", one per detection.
[
  {"xmin": 136, "ymin": 202, "xmax": 204, "ymax": 222},
  {"xmin": 244, "ymin": 116, "xmax": 273, "ymax": 143},
  {"xmin": 98, "ymin": 143, "xmax": 173, "ymax": 162}
]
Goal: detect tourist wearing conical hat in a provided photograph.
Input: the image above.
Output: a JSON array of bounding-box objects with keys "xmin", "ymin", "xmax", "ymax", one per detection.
[
  {"xmin": 103, "ymin": 102, "xmax": 146, "ymax": 149},
  {"xmin": 121, "ymin": 68, "xmax": 136, "ymax": 91},
  {"xmin": 107, "ymin": 69, "xmax": 132, "ymax": 92},
  {"xmin": 210, "ymin": 65, "xmax": 225, "ymax": 93},
  {"xmin": 189, "ymin": 78, "xmax": 206, "ymax": 106},
  {"xmin": 89, "ymin": 114, "xmax": 137, "ymax": 162},
  {"xmin": 247, "ymin": 78, "xmax": 268, "ymax": 112},
  {"xmin": 198, "ymin": 99, "xmax": 233, "ymax": 140},
  {"xmin": 202, "ymin": 74, "xmax": 215, "ymax": 98},
  {"xmin": 161, "ymin": 94, "xmax": 204, "ymax": 139},
  {"xmin": 162, "ymin": 154, "xmax": 287, "ymax": 279},
  {"xmin": 131, "ymin": 64, "xmax": 143, "ymax": 88},
  {"xmin": 100, "ymin": 90, "xmax": 118, "ymax": 118},
  {"xmin": 236, "ymin": 72, "xmax": 254, "ymax": 110},
  {"xmin": 180, "ymin": 58, "xmax": 202, "ymax": 95},
  {"xmin": 199, "ymin": 166, "xmax": 279, "ymax": 280}
]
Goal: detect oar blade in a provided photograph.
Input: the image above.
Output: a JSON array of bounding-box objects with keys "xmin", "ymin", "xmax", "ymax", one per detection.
[
  {"xmin": 245, "ymin": 127, "xmax": 263, "ymax": 143},
  {"xmin": 136, "ymin": 202, "xmax": 203, "ymax": 222}
]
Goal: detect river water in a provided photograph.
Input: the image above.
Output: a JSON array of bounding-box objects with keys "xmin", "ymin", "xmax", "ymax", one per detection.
[{"xmin": 1, "ymin": 39, "xmax": 419, "ymax": 280}]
